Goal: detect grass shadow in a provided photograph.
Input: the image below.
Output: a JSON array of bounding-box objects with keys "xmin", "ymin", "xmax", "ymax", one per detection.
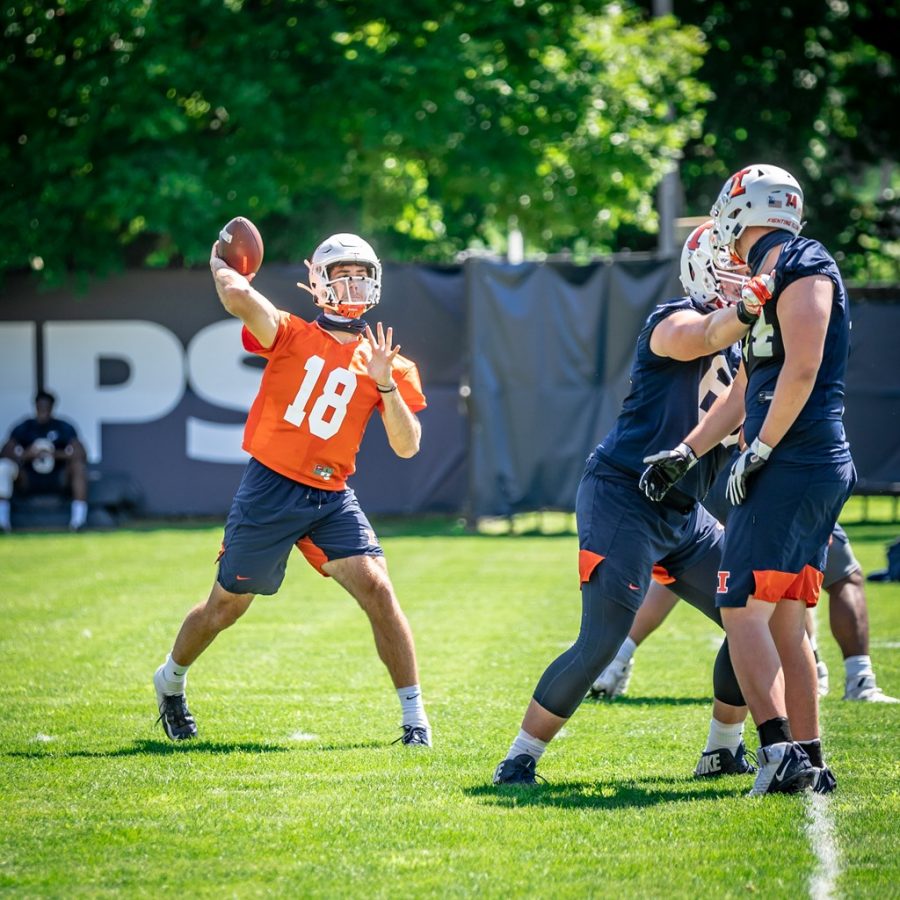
[
  {"xmin": 4, "ymin": 738, "xmax": 293, "ymax": 759},
  {"xmin": 582, "ymin": 695, "xmax": 713, "ymax": 708},
  {"xmin": 5, "ymin": 736, "xmax": 390, "ymax": 759},
  {"xmin": 467, "ymin": 773, "xmax": 746, "ymax": 810},
  {"xmin": 314, "ymin": 741, "xmax": 390, "ymax": 752}
]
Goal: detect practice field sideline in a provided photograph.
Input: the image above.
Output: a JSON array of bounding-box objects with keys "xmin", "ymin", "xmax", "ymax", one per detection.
[{"xmin": 1, "ymin": 518, "xmax": 897, "ymax": 897}]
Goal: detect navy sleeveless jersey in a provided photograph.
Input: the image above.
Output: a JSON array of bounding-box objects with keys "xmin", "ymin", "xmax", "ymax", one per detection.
[
  {"xmin": 742, "ymin": 234, "xmax": 852, "ymax": 464},
  {"xmin": 596, "ymin": 297, "xmax": 741, "ymax": 503}
]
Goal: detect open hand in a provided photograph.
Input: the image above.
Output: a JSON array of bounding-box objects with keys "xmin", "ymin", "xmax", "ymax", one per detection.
[{"xmin": 365, "ymin": 322, "xmax": 400, "ymax": 386}]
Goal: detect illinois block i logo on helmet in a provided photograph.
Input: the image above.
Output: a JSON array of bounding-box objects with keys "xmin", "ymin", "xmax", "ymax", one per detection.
[{"xmin": 709, "ymin": 164, "xmax": 804, "ymax": 255}]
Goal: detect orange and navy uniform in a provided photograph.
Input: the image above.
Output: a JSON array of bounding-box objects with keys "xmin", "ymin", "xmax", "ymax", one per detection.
[
  {"xmin": 715, "ymin": 232, "xmax": 856, "ymax": 608},
  {"xmin": 242, "ymin": 312, "xmax": 426, "ymax": 491}
]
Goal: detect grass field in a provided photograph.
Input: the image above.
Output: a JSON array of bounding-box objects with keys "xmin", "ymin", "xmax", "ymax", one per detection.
[{"xmin": 1, "ymin": 514, "xmax": 898, "ymax": 898}]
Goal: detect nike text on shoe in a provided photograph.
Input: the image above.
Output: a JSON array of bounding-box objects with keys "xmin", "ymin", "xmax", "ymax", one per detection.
[
  {"xmin": 843, "ymin": 674, "xmax": 899, "ymax": 703},
  {"xmin": 813, "ymin": 766, "xmax": 837, "ymax": 795},
  {"xmin": 393, "ymin": 724, "xmax": 431, "ymax": 747},
  {"xmin": 492, "ymin": 753, "xmax": 544, "ymax": 786},
  {"xmin": 694, "ymin": 742, "xmax": 756, "ymax": 778},
  {"xmin": 589, "ymin": 658, "xmax": 634, "ymax": 699},
  {"xmin": 748, "ymin": 742, "xmax": 815, "ymax": 797},
  {"xmin": 153, "ymin": 668, "xmax": 197, "ymax": 741}
]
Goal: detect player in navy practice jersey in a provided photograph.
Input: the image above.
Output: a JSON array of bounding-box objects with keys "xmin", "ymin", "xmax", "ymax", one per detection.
[
  {"xmin": 643, "ymin": 164, "xmax": 857, "ymax": 797},
  {"xmin": 492, "ymin": 223, "xmax": 771, "ymax": 786}
]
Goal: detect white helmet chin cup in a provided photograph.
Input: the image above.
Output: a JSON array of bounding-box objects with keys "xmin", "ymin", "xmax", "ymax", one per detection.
[
  {"xmin": 710, "ymin": 163, "xmax": 804, "ymax": 253},
  {"xmin": 305, "ymin": 233, "xmax": 382, "ymax": 317}
]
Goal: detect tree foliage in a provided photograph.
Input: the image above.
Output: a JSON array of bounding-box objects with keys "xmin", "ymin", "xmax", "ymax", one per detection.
[
  {"xmin": 2, "ymin": 0, "xmax": 708, "ymax": 282},
  {"xmin": 2, "ymin": 1, "xmax": 895, "ymax": 284},
  {"xmin": 671, "ymin": 0, "xmax": 899, "ymax": 282}
]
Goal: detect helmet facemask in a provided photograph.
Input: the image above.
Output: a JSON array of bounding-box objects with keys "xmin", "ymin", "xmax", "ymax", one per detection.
[
  {"xmin": 680, "ymin": 220, "xmax": 749, "ymax": 309},
  {"xmin": 299, "ymin": 233, "xmax": 382, "ymax": 319}
]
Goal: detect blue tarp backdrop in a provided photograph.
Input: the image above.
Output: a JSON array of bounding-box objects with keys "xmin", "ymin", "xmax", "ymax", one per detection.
[{"xmin": 0, "ymin": 262, "xmax": 897, "ymax": 517}]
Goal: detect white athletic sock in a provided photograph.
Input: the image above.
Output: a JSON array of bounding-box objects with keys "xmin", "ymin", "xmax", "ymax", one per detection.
[
  {"xmin": 0, "ymin": 499, "xmax": 10, "ymax": 531},
  {"xmin": 69, "ymin": 499, "xmax": 88, "ymax": 529},
  {"xmin": 161, "ymin": 653, "xmax": 190, "ymax": 693},
  {"xmin": 844, "ymin": 655, "xmax": 873, "ymax": 682},
  {"xmin": 506, "ymin": 728, "xmax": 548, "ymax": 763},
  {"xmin": 704, "ymin": 718, "xmax": 744, "ymax": 753},
  {"xmin": 616, "ymin": 636, "xmax": 638, "ymax": 664},
  {"xmin": 397, "ymin": 684, "xmax": 429, "ymax": 729}
]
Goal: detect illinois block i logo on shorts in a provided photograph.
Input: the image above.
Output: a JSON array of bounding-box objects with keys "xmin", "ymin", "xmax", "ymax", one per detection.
[{"xmin": 717, "ymin": 571, "xmax": 731, "ymax": 594}]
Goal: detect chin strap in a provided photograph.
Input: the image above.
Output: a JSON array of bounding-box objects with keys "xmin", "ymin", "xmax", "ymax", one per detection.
[{"xmin": 314, "ymin": 312, "xmax": 369, "ymax": 335}]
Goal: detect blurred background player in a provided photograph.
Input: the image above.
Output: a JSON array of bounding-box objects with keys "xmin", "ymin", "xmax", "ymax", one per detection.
[
  {"xmin": 153, "ymin": 233, "xmax": 432, "ymax": 747},
  {"xmin": 642, "ymin": 164, "xmax": 856, "ymax": 797},
  {"xmin": 0, "ymin": 390, "xmax": 89, "ymax": 533},
  {"xmin": 493, "ymin": 222, "xmax": 766, "ymax": 786}
]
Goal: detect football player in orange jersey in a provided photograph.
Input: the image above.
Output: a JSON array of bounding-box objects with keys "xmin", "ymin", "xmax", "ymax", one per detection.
[{"xmin": 153, "ymin": 234, "xmax": 432, "ymax": 746}]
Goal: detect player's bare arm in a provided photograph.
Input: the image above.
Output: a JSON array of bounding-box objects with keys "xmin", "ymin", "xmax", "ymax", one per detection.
[
  {"xmin": 650, "ymin": 306, "xmax": 752, "ymax": 362},
  {"xmin": 756, "ymin": 274, "xmax": 832, "ymax": 450},
  {"xmin": 365, "ymin": 322, "xmax": 421, "ymax": 459},
  {"xmin": 208, "ymin": 243, "xmax": 281, "ymax": 348}
]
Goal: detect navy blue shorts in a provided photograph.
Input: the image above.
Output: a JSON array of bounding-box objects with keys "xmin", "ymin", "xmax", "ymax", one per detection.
[
  {"xmin": 715, "ymin": 460, "xmax": 856, "ymax": 608},
  {"xmin": 217, "ymin": 459, "xmax": 383, "ymax": 595},
  {"xmin": 576, "ymin": 457, "xmax": 724, "ymax": 612},
  {"xmin": 703, "ymin": 463, "xmax": 859, "ymax": 591}
]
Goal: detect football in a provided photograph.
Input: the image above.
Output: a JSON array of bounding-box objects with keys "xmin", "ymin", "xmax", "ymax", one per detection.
[{"xmin": 217, "ymin": 216, "xmax": 264, "ymax": 276}]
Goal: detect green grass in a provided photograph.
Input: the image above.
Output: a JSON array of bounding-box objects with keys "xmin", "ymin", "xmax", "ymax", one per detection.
[{"xmin": 1, "ymin": 518, "xmax": 898, "ymax": 897}]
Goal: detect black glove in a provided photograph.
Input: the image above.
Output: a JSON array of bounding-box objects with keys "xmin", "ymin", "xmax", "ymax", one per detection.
[
  {"xmin": 726, "ymin": 437, "xmax": 773, "ymax": 505},
  {"xmin": 639, "ymin": 442, "xmax": 698, "ymax": 501}
]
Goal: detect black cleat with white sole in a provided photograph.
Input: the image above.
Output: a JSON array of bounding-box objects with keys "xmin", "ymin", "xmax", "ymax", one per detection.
[
  {"xmin": 394, "ymin": 724, "xmax": 432, "ymax": 747},
  {"xmin": 748, "ymin": 741, "xmax": 815, "ymax": 797},
  {"xmin": 154, "ymin": 666, "xmax": 197, "ymax": 741},
  {"xmin": 694, "ymin": 741, "xmax": 756, "ymax": 778},
  {"xmin": 492, "ymin": 753, "xmax": 544, "ymax": 785},
  {"xmin": 156, "ymin": 692, "xmax": 197, "ymax": 741}
]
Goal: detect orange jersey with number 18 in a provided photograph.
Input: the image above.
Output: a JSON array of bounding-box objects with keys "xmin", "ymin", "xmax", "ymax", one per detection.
[{"xmin": 241, "ymin": 313, "xmax": 426, "ymax": 490}]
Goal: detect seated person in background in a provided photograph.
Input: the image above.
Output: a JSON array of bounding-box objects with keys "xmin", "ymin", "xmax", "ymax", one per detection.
[{"xmin": 0, "ymin": 390, "xmax": 89, "ymax": 532}]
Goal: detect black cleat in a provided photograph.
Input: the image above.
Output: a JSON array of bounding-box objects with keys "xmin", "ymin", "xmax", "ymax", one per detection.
[
  {"xmin": 393, "ymin": 724, "xmax": 431, "ymax": 747},
  {"xmin": 748, "ymin": 742, "xmax": 815, "ymax": 796},
  {"xmin": 154, "ymin": 667, "xmax": 197, "ymax": 741},
  {"xmin": 813, "ymin": 766, "xmax": 837, "ymax": 794},
  {"xmin": 492, "ymin": 753, "xmax": 543, "ymax": 785},
  {"xmin": 694, "ymin": 741, "xmax": 756, "ymax": 778}
]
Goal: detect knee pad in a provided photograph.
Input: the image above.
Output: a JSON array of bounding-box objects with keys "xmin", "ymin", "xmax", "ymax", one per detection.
[
  {"xmin": 0, "ymin": 458, "xmax": 18, "ymax": 498},
  {"xmin": 713, "ymin": 638, "xmax": 746, "ymax": 708}
]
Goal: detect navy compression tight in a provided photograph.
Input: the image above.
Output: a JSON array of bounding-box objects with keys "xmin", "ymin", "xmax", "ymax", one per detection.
[{"xmin": 533, "ymin": 572, "xmax": 744, "ymax": 719}]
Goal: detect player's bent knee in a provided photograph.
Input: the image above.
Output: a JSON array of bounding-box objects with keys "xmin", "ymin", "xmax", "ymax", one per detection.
[
  {"xmin": 207, "ymin": 584, "xmax": 254, "ymax": 629},
  {"xmin": 357, "ymin": 583, "xmax": 402, "ymax": 621}
]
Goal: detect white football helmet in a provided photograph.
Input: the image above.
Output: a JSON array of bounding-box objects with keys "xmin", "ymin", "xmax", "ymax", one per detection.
[
  {"xmin": 709, "ymin": 164, "xmax": 804, "ymax": 255},
  {"xmin": 301, "ymin": 233, "xmax": 381, "ymax": 318},
  {"xmin": 680, "ymin": 220, "xmax": 748, "ymax": 308}
]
